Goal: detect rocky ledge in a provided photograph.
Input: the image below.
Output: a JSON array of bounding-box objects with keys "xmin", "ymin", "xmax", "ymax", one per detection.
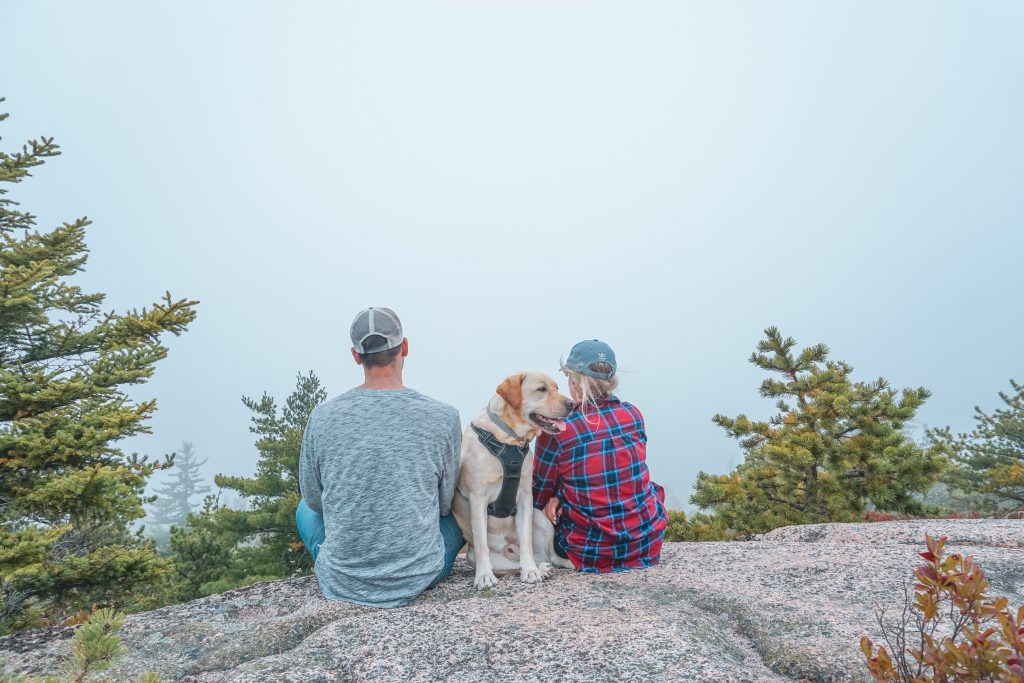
[{"xmin": 2, "ymin": 519, "xmax": 1022, "ymax": 682}]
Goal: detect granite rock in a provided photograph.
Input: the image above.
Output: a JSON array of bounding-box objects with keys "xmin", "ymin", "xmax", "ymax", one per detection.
[{"xmin": 2, "ymin": 519, "xmax": 1022, "ymax": 682}]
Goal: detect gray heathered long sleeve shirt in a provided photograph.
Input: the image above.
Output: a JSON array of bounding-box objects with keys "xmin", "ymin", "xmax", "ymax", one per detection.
[{"xmin": 298, "ymin": 387, "xmax": 461, "ymax": 608}]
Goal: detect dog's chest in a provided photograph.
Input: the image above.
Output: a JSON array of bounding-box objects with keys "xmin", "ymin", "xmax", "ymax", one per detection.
[{"xmin": 476, "ymin": 449, "xmax": 534, "ymax": 502}]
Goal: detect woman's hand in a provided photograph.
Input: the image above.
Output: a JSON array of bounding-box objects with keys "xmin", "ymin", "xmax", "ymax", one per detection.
[{"xmin": 543, "ymin": 497, "xmax": 561, "ymax": 524}]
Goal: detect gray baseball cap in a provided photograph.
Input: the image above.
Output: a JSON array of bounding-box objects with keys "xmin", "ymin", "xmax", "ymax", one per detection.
[
  {"xmin": 564, "ymin": 339, "xmax": 617, "ymax": 380},
  {"xmin": 349, "ymin": 307, "xmax": 404, "ymax": 354}
]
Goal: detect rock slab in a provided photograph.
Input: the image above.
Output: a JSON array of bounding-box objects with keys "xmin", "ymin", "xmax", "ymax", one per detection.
[{"xmin": 2, "ymin": 519, "xmax": 1022, "ymax": 682}]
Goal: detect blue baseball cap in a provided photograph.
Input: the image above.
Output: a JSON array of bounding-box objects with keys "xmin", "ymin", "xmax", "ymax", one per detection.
[{"xmin": 564, "ymin": 339, "xmax": 617, "ymax": 380}]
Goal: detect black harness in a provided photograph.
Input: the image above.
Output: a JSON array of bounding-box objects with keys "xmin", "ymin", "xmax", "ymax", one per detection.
[{"xmin": 471, "ymin": 423, "xmax": 529, "ymax": 518}]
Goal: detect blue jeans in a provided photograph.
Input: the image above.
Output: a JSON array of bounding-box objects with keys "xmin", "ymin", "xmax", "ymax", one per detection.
[{"xmin": 295, "ymin": 499, "xmax": 465, "ymax": 588}]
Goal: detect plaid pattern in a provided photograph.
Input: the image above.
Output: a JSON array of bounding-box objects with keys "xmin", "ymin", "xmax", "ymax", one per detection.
[{"xmin": 533, "ymin": 396, "xmax": 667, "ymax": 573}]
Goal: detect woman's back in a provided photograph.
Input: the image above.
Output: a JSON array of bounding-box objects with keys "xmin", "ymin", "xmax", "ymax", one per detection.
[{"xmin": 533, "ymin": 396, "xmax": 668, "ymax": 573}]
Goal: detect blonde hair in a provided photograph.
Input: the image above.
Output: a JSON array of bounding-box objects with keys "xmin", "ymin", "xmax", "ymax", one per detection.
[{"xmin": 561, "ymin": 360, "xmax": 618, "ymax": 423}]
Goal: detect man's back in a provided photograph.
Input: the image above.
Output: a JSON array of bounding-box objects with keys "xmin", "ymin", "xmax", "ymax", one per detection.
[{"xmin": 299, "ymin": 387, "xmax": 461, "ymax": 607}]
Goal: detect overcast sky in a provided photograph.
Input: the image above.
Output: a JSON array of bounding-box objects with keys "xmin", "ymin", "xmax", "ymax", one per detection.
[{"xmin": 3, "ymin": 1, "xmax": 1022, "ymax": 509}]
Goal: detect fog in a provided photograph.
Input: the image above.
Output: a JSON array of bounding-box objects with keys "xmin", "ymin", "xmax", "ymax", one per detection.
[{"xmin": 3, "ymin": 1, "xmax": 1022, "ymax": 509}]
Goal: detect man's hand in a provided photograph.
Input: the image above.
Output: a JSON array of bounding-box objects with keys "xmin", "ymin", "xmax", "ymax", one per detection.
[{"xmin": 543, "ymin": 497, "xmax": 561, "ymax": 525}]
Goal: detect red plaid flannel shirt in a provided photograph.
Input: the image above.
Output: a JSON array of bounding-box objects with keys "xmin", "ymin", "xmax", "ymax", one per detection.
[{"xmin": 532, "ymin": 396, "xmax": 667, "ymax": 573}]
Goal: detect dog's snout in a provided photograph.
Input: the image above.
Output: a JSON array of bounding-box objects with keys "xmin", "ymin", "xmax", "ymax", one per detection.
[{"xmin": 563, "ymin": 398, "xmax": 573, "ymax": 411}]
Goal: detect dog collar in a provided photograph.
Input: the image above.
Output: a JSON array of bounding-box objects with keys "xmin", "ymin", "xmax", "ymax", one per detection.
[{"xmin": 485, "ymin": 405, "xmax": 529, "ymax": 446}]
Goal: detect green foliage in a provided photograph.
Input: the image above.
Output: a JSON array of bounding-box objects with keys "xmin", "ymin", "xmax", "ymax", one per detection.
[
  {"xmin": 862, "ymin": 534, "xmax": 1024, "ymax": 682},
  {"xmin": 65, "ymin": 608, "xmax": 127, "ymax": 682},
  {"xmin": 918, "ymin": 480, "xmax": 1001, "ymax": 518},
  {"xmin": 663, "ymin": 509, "xmax": 732, "ymax": 542},
  {"xmin": 0, "ymin": 101, "xmax": 198, "ymax": 633},
  {"xmin": 166, "ymin": 495, "xmax": 246, "ymax": 600},
  {"xmin": 691, "ymin": 327, "xmax": 947, "ymax": 537},
  {"xmin": 2, "ymin": 608, "xmax": 163, "ymax": 683},
  {"xmin": 929, "ymin": 379, "xmax": 1024, "ymax": 514},
  {"xmin": 168, "ymin": 372, "xmax": 325, "ymax": 600},
  {"xmin": 146, "ymin": 441, "xmax": 209, "ymax": 546}
]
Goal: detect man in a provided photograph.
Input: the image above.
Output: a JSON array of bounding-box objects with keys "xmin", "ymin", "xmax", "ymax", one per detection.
[{"xmin": 296, "ymin": 307, "xmax": 464, "ymax": 607}]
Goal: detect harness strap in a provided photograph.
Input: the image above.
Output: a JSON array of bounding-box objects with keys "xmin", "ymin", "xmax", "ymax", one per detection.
[{"xmin": 471, "ymin": 423, "xmax": 529, "ymax": 518}]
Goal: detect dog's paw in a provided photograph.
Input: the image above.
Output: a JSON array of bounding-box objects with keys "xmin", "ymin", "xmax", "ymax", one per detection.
[
  {"xmin": 537, "ymin": 562, "xmax": 553, "ymax": 578},
  {"xmin": 474, "ymin": 570, "xmax": 499, "ymax": 590},
  {"xmin": 520, "ymin": 564, "xmax": 547, "ymax": 584}
]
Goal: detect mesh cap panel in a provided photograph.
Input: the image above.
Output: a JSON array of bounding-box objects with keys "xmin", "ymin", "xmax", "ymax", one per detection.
[{"xmin": 349, "ymin": 307, "xmax": 403, "ymax": 354}]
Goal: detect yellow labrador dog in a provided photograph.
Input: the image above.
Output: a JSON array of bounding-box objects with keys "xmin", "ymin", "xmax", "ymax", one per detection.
[{"xmin": 452, "ymin": 372, "xmax": 576, "ymax": 590}]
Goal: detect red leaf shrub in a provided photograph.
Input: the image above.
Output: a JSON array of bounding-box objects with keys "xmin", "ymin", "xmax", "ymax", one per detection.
[{"xmin": 862, "ymin": 534, "xmax": 1024, "ymax": 682}]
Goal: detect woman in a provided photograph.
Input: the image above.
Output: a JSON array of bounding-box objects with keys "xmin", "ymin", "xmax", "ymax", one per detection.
[{"xmin": 532, "ymin": 339, "xmax": 668, "ymax": 573}]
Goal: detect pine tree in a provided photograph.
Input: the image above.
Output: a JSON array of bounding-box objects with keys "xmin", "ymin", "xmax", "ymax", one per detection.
[
  {"xmin": 0, "ymin": 101, "xmax": 198, "ymax": 632},
  {"xmin": 169, "ymin": 372, "xmax": 325, "ymax": 599},
  {"xmin": 147, "ymin": 441, "xmax": 210, "ymax": 538},
  {"xmin": 690, "ymin": 327, "xmax": 947, "ymax": 536},
  {"xmin": 5, "ymin": 608, "xmax": 164, "ymax": 682},
  {"xmin": 931, "ymin": 379, "xmax": 1024, "ymax": 514},
  {"xmin": 164, "ymin": 494, "xmax": 239, "ymax": 601}
]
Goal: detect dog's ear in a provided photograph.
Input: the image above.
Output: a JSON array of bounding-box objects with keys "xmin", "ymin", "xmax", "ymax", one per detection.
[{"xmin": 496, "ymin": 373, "xmax": 526, "ymax": 410}]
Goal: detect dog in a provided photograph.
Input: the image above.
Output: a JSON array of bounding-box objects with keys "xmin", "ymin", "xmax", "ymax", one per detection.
[{"xmin": 451, "ymin": 371, "xmax": 577, "ymax": 590}]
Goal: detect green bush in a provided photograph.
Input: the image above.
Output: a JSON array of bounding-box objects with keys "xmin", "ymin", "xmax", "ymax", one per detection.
[
  {"xmin": 663, "ymin": 510, "xmax": 732, "ymax": 542},
  {"xmin": 2, "ymin": 608, "xmax": 162, "ymax": 683}
]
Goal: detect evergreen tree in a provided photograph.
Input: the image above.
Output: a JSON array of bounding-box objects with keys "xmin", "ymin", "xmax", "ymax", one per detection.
[
  {"xmin": 146, "ymin": 442, "xmax": 210, "ymax": 546},
  {"xmin": 5, "ymin": 607, "xmax": 164, "ymax": 682},
  {"xmin": 690, "ymin": 327, "xmax": 947, "ymax": 536},
  {"xmin": 930, "ymin": 379, "xmax": 1024, "ymax": 514},
  {"xmin": 0, "ymin": 101, "xmax": 198, "ymax": 632},
  {"xmin": 164, "ymin": 494, "xmax": 239, "ymax": 601},
  {"xmin": 169, "ymin": 372, "xmax": 325, "ymax": 599}
]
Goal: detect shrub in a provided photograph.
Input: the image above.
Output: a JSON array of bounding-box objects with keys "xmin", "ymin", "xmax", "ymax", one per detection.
[
  {"xmin": 663, "ymin": 510, "xmax": 733, "ymax": 542},
  {"xmin": 2, "ymin": 608, "xmax": 162, "ymax": 683},
  {"xmin": 861, "ymin": 534, "xmax": 1024, "ymax": 682}
]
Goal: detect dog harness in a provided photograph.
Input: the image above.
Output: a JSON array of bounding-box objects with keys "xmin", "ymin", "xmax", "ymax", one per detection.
[{"xmin": 471, "ymin": 419, "xmax": 529, "ymax": 519}]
